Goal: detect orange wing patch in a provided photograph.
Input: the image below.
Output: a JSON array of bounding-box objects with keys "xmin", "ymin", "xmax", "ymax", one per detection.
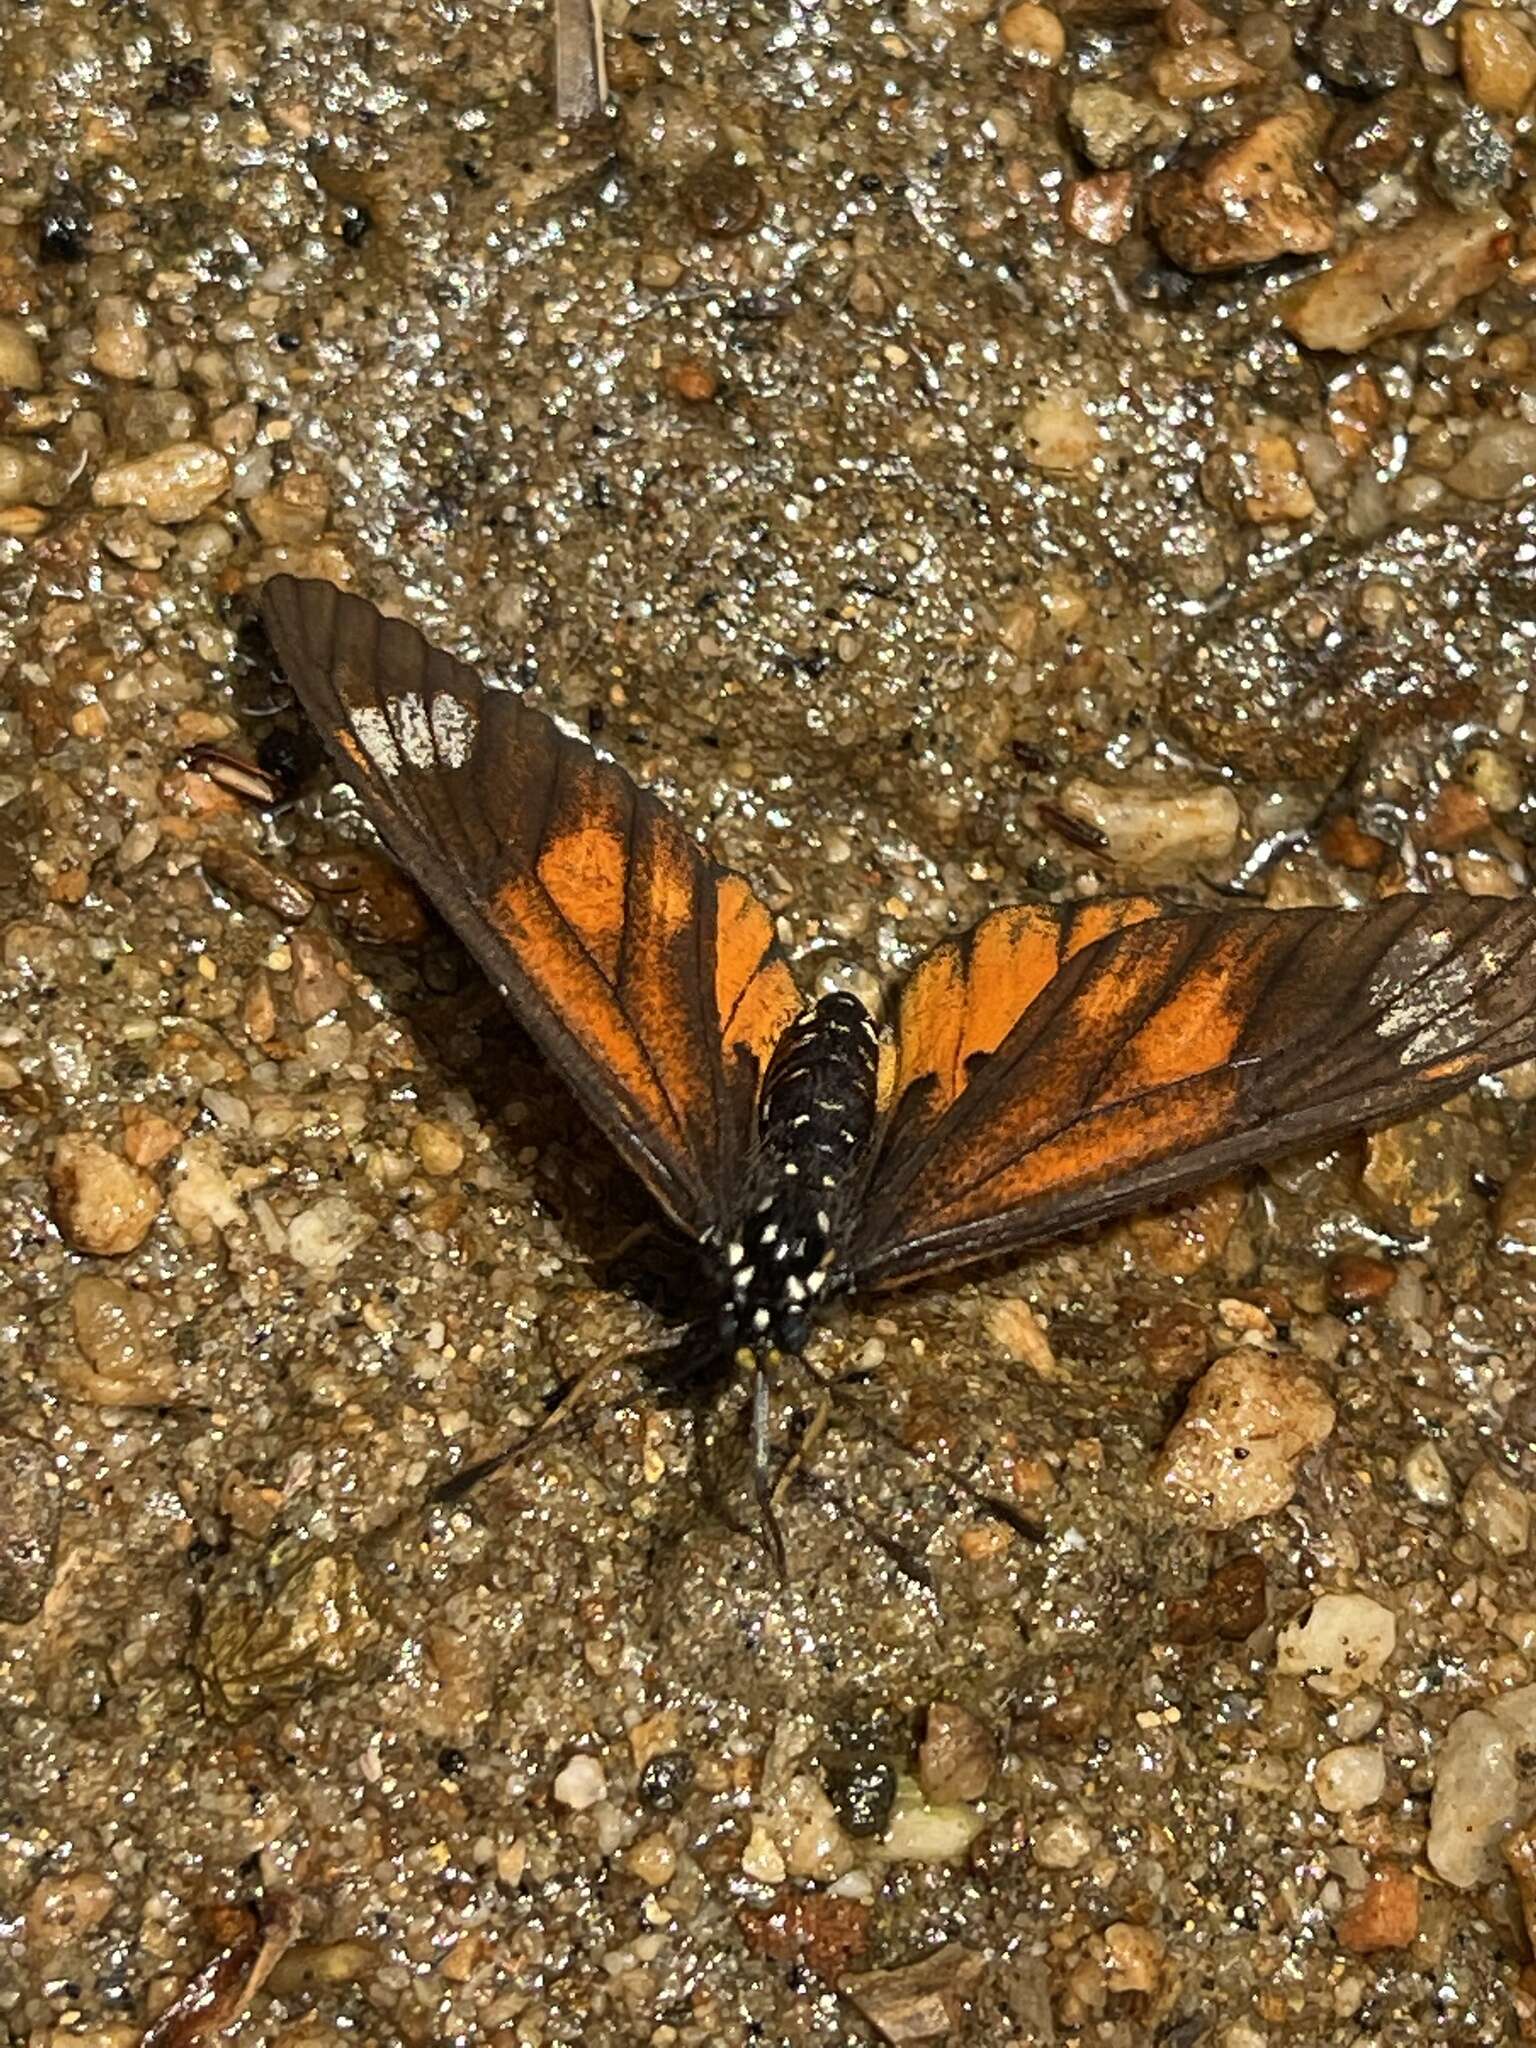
[
  {"xmin": 715, "ymin": 874, "xmax": 801, "ymax": 1074},
  {"xmin": 887, "ymin": 895, "xmax": 1167, "ymax": 1127}
]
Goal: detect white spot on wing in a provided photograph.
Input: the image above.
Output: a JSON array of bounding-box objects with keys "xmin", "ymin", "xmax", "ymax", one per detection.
[
  {"xmin": 432, "ymin": 694, "xmax": 477, "ymax": 768},
  {"xmin": 396, "ymin": 692, "xmax": 434, "ymax": 771},
  {"xmin": 351, "ymin": 707, "xmax": 401, "ymax": 777}
]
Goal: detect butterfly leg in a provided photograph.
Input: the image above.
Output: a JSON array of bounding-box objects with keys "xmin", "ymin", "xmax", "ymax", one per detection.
[{"xmin": 752, "ymin": 1356, "xmax": 791, "ymax": 1583}]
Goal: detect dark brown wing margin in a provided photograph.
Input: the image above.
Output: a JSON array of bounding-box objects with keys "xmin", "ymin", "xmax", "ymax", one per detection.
[
  {"xmin": 261, "ymin": 575, "xmax": 800, "ymax": 1238},
  {"xmin": 850, "ymin": 893, "xmax": 1536, "ymax": 1289}
]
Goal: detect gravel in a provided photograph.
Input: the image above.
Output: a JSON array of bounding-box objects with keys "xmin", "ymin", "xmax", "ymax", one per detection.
[{"xmin": 7, "ymin": 0, "xmax": 1536, "ymax": 2040}]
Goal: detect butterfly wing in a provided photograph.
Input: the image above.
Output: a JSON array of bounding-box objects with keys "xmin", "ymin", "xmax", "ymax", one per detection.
[
  {"xmin": 850, "ymin": 892, "xmax": 1536, "ymax": 1289},
  {"xmin": 260, "ymin": 576, "xmax": 801, "ymax": 1239}
]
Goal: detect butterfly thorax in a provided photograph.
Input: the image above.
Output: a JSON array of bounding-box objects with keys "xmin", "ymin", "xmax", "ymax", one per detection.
[{"xmin": 716, "ymin": 991, "xmax": 881, "ymax": 1358}]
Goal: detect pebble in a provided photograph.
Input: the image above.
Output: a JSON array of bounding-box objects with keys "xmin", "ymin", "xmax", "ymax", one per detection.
[
  {"xmin": 1443, "ymin": 422, "xmax": 1536, "ymax": 504},
  {"xmin": 918, "ymin": 1701, "xmax": 997, "ymax": 1804},
  {"xmin": 0, "ymin": 439, "xmax": 59, "ymax": 508},
  {"xmin": 121, "ymin": 1105, "xmax": 184, "ymax": 1169},
  {"xmin": 91, "ymin": 295, "xmax": 150, "ymax": 380},
  {"xmin": 170, "ymin": 1137, "xmax": 245, "ymax": 1242},
  {"xmin": 202, "ymin": 842, "xmax": 316, "ymax": 924},
  {"xmin": 1146, "ymin": 98, "xmax": 1336, "ymax": 273},
  {"xmin": 1156, "ymin": 1351, "xmax": 1335, "ymax": 1530},
  {"xmin": 1056, "ymin": 776, "xmax": 1239, "ymax": 873},
  {"xmin": 984, "ymin": 1296, "xmax": 1056, "ymax": 1374},
  {"xmin": 411, "ymin": 1120, "xmax": 466, "ymax": 1177},
  {"xmin": 842, "ymin": 1945, "xmax": 984, "ymax": 2046},
  {"xmin": 1314, "ymin": 0, "xmax": 1413, "ymax": 93},
  {"xmin": 248, "ymin": 469, "xmax": 331, "ymax": 543},
  {"xmin": 1104, "ymin": 1923, "xmax": 1164, "ymax": 1995},
  {"xmin": 1275, "ymin": 1593, "xmax": 1396, "ymax": 1699},
  {"xmin": 1335, "ymin": 1866, "xmax": 1420, "ymax": 1952},
  {"xmin": 826, "ymin": 1755, "xmax": 899, "ymax": 1837},
  {"xmin": 196, "ymin": 1548, "xmax": 381, "ymax": 1717},
  {"xmin": 0, "ymin": 318, "xmax": 43, "ymax": 391},
  {"xmin": 1067, "ymin": 83, "xmax": 1188, "ymax": 172},
  {"xmin": 91, "ymin": 441, "xmax": 231, "ymax": 523},
  {"xmin": 1280, "ymin": 210, "xmax": 1509, "ymax": 352},
  {"xmin": 1166, "ymin": 1553, "xmax": 1268, "ymax": 1644},
  {"xmin": 1458, "ymin": 6, "xmax": 1536, "ymax": 114},
  {"xmin": 1459, "ymin": 1463, "xmax": 1530, "ymax": 1557},
  {"xmin": 554, "ymin": 1753, "xmax": 608, "ymax": 1811},
  {"xmin": 1032, "ymin": 1808, "xmax": 1097, "ymax": 1869},
  {"xmin": 1064, "ymin": 173, "xmax": 1135, "ymax": 246},
  {"xmin": 1361, "ymin": 1109, "xmax": 1476, "ymax": 1237},
  {"xmin": 1432, "ymin": 107, "xmax": 1513, "ymax": 214},
  {"xmin": 1327, "ymin": 1252, "xmax": 1395, "ymax": 1311},
  {"xmin": 26, "ymin": 1870, "xmax": 116, "ymax": 1952},
  {"xmin": 1018, "ymin": 391, "xmax": 1099, "ymax": 472},
  {"xmin": 1232, "ymin": 432, "xmax": 1316, "ymax": 523},
  {"xmin": 0, "ymin": 1430, "xmax": 59, "ymax": 1623},
  {"xmin": 289, "ymin": 930, "xmax": 350, "ymax": 1025},
  {"xmin": 1428, "ymin": 1701, "xmax": 1528, "ymax": 1886},
  {"xmin": 878, "ymin": 1777, "xmax": 984, "ymax": 1863},
  {"xmin": 1403, "ymin": 1441, "xmax": 1454, "ymax": 1506},
  {"xmin": 1148, "ymin": 41, "xmax": 1262, "ymax": 100},
  {"xmin": 998, "ymin": 0, "xmax": 1065, "ymax": 64},
  {"xmin": 738, "ymin": 1892, "xmax": 871, "ymax": 1979},
  {"xmin": 296, "ymin": 850, "xmax": 430, "ymax": 947},
  {"xmin": 50, "ymin": 1135, "xmax": 162, "ymax": 1255},
  {"xmin": 682, "ymin": 154, "xmax": 762, "ymax": 238},
  {"xmin": 1315, "ymin": 1744, "xmax": 1386, "ymax": 1813},
  {"xmin": 287, "ymin": 1195, "xmax": 375, "ymax": 1274},
  {"xmin": 1324, "ymin": 90, "xmax": 1421, "ymax": 197},
  {"xmin": 63, "ymin": 1274, "xmax": 178, "ymax": 1405},
  {"xmin": 741, "ymin": 1822, "xmax": 788, "ymax": 1884}
]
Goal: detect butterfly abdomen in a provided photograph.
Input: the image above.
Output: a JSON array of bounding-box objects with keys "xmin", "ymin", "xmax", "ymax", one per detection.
[{"xmin": 718, "ymin": 991, "xmax": 880, "ymax": 1356}]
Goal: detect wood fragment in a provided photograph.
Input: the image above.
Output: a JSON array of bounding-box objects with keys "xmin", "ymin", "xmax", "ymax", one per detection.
[{"xmin": 555, "ymin": 0, "xmax": 608, "ymax": 126}]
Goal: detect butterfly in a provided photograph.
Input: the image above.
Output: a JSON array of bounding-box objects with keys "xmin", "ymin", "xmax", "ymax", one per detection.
[{"xmin": 261, "ymin": 575, "xmax": 1536, "ymax": 1567}]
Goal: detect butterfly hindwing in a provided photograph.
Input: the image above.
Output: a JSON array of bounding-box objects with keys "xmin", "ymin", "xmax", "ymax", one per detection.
[
  {"xmin": 260, "ymin": 575, "xmax": 801, "ymax": 1238},
  {"xmin": 851, "ymin": 892, "xmax": 1536, "ymax": 1289}
]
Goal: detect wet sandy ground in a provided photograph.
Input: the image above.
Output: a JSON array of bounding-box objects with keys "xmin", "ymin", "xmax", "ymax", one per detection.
[{"xmin": 7, "ymin": 0, "xmax": 1536, "ymax": 2043}]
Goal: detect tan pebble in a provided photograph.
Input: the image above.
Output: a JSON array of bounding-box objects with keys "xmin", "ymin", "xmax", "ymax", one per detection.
[
  {"xmin": 742, "ymin": 1822, "xmax": 788, "ymax": 1883},
  {"xmin": 918, "ymin": 1700, "xmax": 997, "ymax": 1804},
  {"xmin": 1149, "ymin": 40, "xmax": 1262, "ymax": 100},
  {"xmin": 50, "ymin": 1136, "xmax": 161, "ymax": 1255},
  {"xmin": 287, "ymin": 1195, "xmax": 374, "ymax": 1274},
  {"xmin": 628, "ymin": 1711, "xmax": 682, "ymax": 1768},
  {"xmin": 999, "ymin": 0, "xmax": 1065, "ymax": 64},
  {"xmin": 1234, "ymin": 432, "xmax": 1317, "ymax": 523},
  {"xmin": 220, "ymin": 1469, "xmax": 283, "ymax": 1538},
  {"xmin": 288, "ymin": 929, "xmax": 349, "ymax": 1025},
  {"xmin": 91, "ymin": 296, "xmax": 150, "ymax": 381},
  {"xmin": 92, "ymin": 441, "xmax": 230, "ymax": 523},
  {"xmin": 959, "ymin": 1521, "xmax": 1013, "ymax": 1562},
  {"xmin": 984, "ymin": 1296, "xmax": 1057, "ymax": 1374},
  {"xmin": 64, "ymin": 1275, "xmax": 177, "ymax": 1405},
  {"xmin": 1146, "ymin": 96, "xmax": 1335, "ymax": 272},
  {"xmin": 1156, "ymin": 1350, "xmax": 1335, "ymax": 1530},
  {"xmin": 1463, "ymin": 747, "xmax": 1523, "ymax": 813},
  {"xmin": 1280, "ymin": 210, "xmax": 1509, "ymax": 352},
  {"xmin": 412, "ymin": 1119, "xmax": 467, "ymax": 1177},
  {"xmin": 1336, "ymin": 1865, "xmax": 1419, "ymax": 1952},
  {"xmin": 1104, "ymin": 1922, "xmax": 1165, "ymax": 1993},
  {"xmin": 1019, "ymin": 390, "xmax": 1099, "ymax": 472},
  {"xmin": 26, "ymin": 1870, "xmax": 116, "ymax": 1952},
  {"xmin": 0, "ymin": 317, "xmax": 43, "ymax": 391},
  {"xmin": 247, "ymin": 469, "xmax": 331, "ymax": 543},
  {"xmin": 625, "ymin": 1832, "xmax": 678, "ymax": 1888},
  {"xmin": 169, "ymin": 1137, "xmax": 245, "ymax": 1242},
  {"xmin": 1057, "ymin": 775, "xmax": 1239, "ymax": 873},
  {"xmin": 120, "ymin": 1104, "xmax": 184, "ymax": 1168},
  {"xmin": 0, "ymin": 439, "xmax": 59, "ymax": 507},
  {"xmin": 1459, "ymin": 7, "xmax": 1536, "ymax": 114},
  {"xmin": 1032, "ymin": 1809, "xmax": 1096, "ymax": 1868}
]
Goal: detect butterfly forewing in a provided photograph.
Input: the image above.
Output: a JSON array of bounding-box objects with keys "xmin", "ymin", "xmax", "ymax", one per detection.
[
  {"xmin": 260, "ymin": 575, "xmax": 801, "ymax": 1238},
  {"xmin": 851, "ymin": 893, "xmax": 1536, "ymax": 1290}
]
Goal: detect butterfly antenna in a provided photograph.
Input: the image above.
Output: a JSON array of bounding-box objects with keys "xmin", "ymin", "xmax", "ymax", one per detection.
[{"xmin": 751, "ymin": 1357, "xmax": 791, "ymax": 1584}]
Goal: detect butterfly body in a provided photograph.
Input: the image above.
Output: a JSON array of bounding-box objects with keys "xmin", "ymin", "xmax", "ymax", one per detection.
[
  {"xmin": 716, "ymin": 989, "xmax": 880, "ymax": 1360},
  {"xmin": 258, "ymin": 575, "xmax": 1536, "ymax": 1571}
]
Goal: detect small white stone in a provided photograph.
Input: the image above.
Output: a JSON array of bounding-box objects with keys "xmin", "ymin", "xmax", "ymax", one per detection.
[
  {"xmin": 1460, "ymin": 1463, "xmax": 1530, "ymax": 1557},
  {"xmin": 286, "ymin": 1195, "xmax": 375, "ymax": 1274},
  {"xmin": 741, "ymin": 1822, "xmax": 787, "ymax": 1884},
  {"xmin": 1275, "ymin": 1593, "xmax": 1397, "ymax": 1700},
  {"xmin": 553, "ymin": 1754, "xmax": 607, "ymax": 1810},
  {"xmin": 1314, "ymin": 1744, "xmax": 1386, "ymax": 1814},
  {"xmin": 1032, "ymin": 1809, "xmax": 1097, "ymax": 1870}
]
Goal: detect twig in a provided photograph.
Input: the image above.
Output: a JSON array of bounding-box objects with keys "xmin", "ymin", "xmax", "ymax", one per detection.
[{"xmin": 555, "ymin": 0, "xmax": 608, "ymax": 127}]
